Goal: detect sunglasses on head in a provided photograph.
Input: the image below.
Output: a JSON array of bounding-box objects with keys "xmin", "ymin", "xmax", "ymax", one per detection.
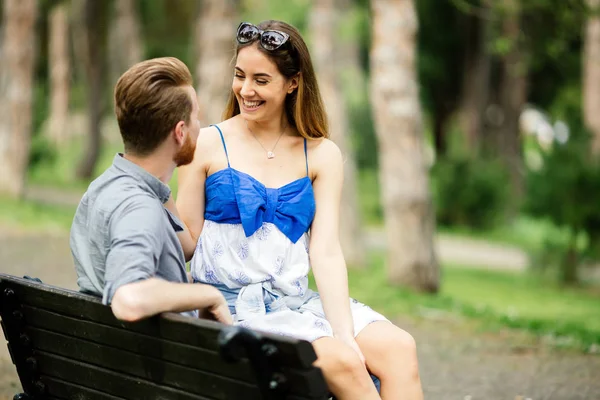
[{"xmin": 236, "ymin": 22, "xmax": 290, "ymax": 51}]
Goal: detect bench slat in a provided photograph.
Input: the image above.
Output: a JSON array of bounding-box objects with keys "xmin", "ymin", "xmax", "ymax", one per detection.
[
  {"xmin": 2, "ymin": 275, "xmax": 316, "ymax": 368},
  {"xmin": 35, "ymin": 351, "xmax": 216, "ymax": 400},
  {"xmin": 28, "ymin": 326, "xmax": 262, "ymax": 399},
  {"xmin": 41, "ymin": 376, "xmax": 127, "ymax": 400}
]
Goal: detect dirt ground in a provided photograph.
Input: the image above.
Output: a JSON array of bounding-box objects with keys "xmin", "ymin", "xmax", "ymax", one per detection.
[{"xmin": 1, "ymin": 227, "xmax": 599, "ymax": 400}]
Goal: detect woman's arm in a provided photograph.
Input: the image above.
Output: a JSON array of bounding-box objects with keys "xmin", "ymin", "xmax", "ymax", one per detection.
[
  {"xmin": 164, "ymin": 193, "xmax": 196, "ymax": 261},
  {"xmin": 176, "ymin": 128, "xmax": 212, "ymax": 257},
  {"xmin": 309, "ymin": 140, "xmax": 360, "ymax": 351}
]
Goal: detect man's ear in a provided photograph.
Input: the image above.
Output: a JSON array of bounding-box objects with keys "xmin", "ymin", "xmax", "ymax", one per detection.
[
  {"xmin": 288, "ymin": 73, "xmax": 300, "ymax": 94},
  {"xmin": 173, "ymin": 120, "xmax": 186, "ymax": 146}
]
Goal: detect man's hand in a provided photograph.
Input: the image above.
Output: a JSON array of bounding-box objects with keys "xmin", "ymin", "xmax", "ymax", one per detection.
[{"xmin": 199, "ymin": 294, "xmax": 233, "ymax": 325}]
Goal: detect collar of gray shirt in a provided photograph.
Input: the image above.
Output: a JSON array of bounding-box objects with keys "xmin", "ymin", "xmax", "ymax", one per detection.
[{"xmin": 113, "ymin": 153, "xmax": 171, "ymax": 204}]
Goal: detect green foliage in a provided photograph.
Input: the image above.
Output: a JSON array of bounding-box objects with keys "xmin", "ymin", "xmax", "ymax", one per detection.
[
  {"xmin": 416, "ymin": 0, "xmax": 465, "ymax": 115},
  {"xmin": 241, "ymin": 0, "xmax": 311, "ymax": 32},
  {"xmin": 28, "ymin": 137, "xmax": 122, "ymax": 190},
  {"xmin": 525, "ymin": 126, "xmax": 600, "ymax": 283},
  {"xmin": 433, "ymin": 156, "xmax": 510, "ymax": 230},
  {"xmin": 28, "ymin": 132, "xmax": 57, "ymax": 169},
  {"xmin": 358, "ymin": 169, "xmax": 383, "ymax": 225},
  {"xmin": 138, "ymin": 0, "xmax": 196, "ymax": 65}
]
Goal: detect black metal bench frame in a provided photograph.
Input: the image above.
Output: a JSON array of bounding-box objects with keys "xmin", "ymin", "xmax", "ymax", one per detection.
[{"xmin": 0, "ymin": 273, "xmax": 330, "ymax": 400}]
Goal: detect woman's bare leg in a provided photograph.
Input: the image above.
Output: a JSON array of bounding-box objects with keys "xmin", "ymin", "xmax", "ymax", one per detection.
[
  {"xmin": 356, "ymin": 321, "xmax": 423, "ymax": 400},
  {"xmin": 312, "ymin": 336, "xmax": 381, "ymax": 400}
]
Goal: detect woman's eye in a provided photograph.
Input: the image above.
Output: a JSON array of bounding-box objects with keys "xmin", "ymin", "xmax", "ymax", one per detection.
[
  {"xmin": 234, "ymin": 74, "xmax": 244, "ymax": 79},
  {"xmin": 256, "ymin": 80, "xmax": 268, "ymax": 85}
]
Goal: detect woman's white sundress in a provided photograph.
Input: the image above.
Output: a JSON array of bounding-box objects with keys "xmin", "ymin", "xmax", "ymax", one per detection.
[{"xmin": 191, "ymin": 125, "xmax": 388, "ymax": 343}]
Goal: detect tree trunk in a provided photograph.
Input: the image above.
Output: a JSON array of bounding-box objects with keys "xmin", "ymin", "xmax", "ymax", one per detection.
[
  {"xmin": 310, "ymin": 0, "xmax": 366, "ymax": 268},
  {"xmin": 108, "ymin": 0, "xmax": 143, "ymax": 84},
  {"xmin": 584, "ymin": 0, "xmax": 600, "ymax": 155},
  {"xmin": 195, "ymin": 0, "xmax": 238, "ymax": 125},
  {"xmin": 0, "ymin": 0, "xmax": 38, "ymax": 197},
  {"xmin": 76, "ymin": 0, "xmax": 109, "ymax": 179},
  {"xmin": 47, "ymin": 2, "xmax": 70, "ymax": 145},
  {"xmin": 369, "ymin": 0, "xmax": 439, "ymax": 292},
  {"xmin": 459, "ymin": 5, "xmax": 492, "ymax": 153},
  {"xmin": 496, "ymin": 0, "xmax": 527, "ymax": 201}
]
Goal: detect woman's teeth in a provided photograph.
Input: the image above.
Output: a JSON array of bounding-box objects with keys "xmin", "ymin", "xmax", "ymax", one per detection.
[{"xmin": 244, "ymin": 100, "xmax": 262, "ymax": 108}]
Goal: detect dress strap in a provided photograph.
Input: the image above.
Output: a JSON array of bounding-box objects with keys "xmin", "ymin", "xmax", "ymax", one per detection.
[
  {"xmin": 210, "ymin": 124, "xmax": 230, "ymax": 168},
  {"xmin": 303, "ymin": 138, "xmax": 308, "ymax": 176}
]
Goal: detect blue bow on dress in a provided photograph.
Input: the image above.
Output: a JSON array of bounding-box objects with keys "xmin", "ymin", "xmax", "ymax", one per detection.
[{"xmin": 231, "ymin": 170, "xmax": 315, "ymax": 244}]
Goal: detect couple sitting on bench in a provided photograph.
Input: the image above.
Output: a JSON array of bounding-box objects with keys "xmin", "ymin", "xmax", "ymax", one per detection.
[{"xmin": 70, "ymin": 20, "xmax": 422, "ymax": 400}]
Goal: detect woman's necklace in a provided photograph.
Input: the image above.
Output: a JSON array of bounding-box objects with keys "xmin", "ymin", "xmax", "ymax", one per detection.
[{"xmin": 246, "ymin": 120, "xmax": 287, "ymax": 159}]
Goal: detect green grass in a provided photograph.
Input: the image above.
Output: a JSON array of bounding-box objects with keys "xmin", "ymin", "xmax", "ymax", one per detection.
[
  {"xmin": 0, "ymin": 197, "xmax": 76, "ymax": 231},
  {"xmin": 343, "ymin": 254, "xmax": 600, "ymax": 353}
]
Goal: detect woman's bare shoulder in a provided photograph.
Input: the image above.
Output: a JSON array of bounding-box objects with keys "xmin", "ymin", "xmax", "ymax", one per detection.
[{"xmin": 309, "ymin": 138, "xmax": 342, "ymax": 162}]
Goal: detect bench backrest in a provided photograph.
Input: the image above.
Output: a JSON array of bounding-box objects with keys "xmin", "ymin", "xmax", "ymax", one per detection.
[{"xmin": 0, "ymin": 274, "xmax": 330, "ymax": 400}]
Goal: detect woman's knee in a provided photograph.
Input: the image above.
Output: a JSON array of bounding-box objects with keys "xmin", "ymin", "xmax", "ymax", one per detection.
[
  {"xmin": 358, "ymin": 323, "xmax": 420, "ymax": 378},
  {"xmin": 313, "ymin": 338, "xmax": 374, "ymax": 389},
  {"xmin": 380, "ymin": 329, "xmax": 420, "ymax": 380}
]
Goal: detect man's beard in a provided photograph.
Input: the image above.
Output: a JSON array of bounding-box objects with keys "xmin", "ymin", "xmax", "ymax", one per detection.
[{"xmin": 173, "ymin": 134, "xmax": 196, "ymax": 166}]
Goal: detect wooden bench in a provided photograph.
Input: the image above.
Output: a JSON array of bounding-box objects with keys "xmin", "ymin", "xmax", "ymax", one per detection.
[{"xmin": 0, "ymin": 273, "xmax": 331, "ymax": 400}]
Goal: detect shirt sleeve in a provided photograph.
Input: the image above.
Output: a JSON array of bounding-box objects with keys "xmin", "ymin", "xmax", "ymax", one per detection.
[{"xmin": 102, "ymin": 195, "xmax": 165, "ymax": 305}]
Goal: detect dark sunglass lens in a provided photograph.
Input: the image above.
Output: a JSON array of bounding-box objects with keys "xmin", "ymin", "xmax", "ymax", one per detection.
[
  {"xmin": 238, "ymin": 25, "xmax": 258, "ymax": 43},
  {"xmin": 261, "ymin": 32, "xmax": 285, "ymax": 50}
]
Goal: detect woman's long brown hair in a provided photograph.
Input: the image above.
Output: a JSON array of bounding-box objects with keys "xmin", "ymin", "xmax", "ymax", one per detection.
[{"xmin": 222, "ymin": 20, "xmax": 329, "ymax": 139}]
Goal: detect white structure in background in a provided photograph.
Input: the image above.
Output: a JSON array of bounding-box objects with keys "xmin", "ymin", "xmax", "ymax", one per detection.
[
  {"xmin": 519, "ymin": 106, "xmax": 570, "ymax": 147},
  {"xmin": 519, "ymin": 105, "xmax": 570, "ymax": 170}
]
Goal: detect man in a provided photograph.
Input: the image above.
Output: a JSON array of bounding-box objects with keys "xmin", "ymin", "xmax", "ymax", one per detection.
[{"xmin": 70, "ymin": 57, "xmax": 231, "ymax": 324}]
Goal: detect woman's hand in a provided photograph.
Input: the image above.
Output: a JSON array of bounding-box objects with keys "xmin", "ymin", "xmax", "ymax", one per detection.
[{"xmin": 336, "ymin": 333, "xmax": 366, "ymax": 365}]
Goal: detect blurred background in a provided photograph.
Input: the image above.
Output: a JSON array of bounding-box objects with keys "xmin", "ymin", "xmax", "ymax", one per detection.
[{"xmin": 1, "ymin": 0, "xmax": 599, "ymax": 398}]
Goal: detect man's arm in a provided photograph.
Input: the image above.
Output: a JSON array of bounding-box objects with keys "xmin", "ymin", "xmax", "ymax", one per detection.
[
  {"xmin": 111, "ymin": 278, "xmax": 231, "ymax": 323},
  {"xmin": 103, "ymin": 196, "xmax": 232, "ymax": 323}
]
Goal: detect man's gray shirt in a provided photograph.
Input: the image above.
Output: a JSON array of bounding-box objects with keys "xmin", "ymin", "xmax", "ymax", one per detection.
[{"xmin": 70, "ymin": 154, "xmax": 189, "ymax": 305}]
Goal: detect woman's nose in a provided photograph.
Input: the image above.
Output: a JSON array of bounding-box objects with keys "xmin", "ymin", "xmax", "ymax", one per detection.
[{"xmin": 240, "ymin": 80, "xmax": 255, "ymax": 97}]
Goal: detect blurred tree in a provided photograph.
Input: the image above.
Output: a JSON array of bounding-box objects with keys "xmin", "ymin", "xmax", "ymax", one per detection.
[
  {"xmin": 490, "ymin": 0, "xmax": 527, "ymax": 201},
  {"xmin": 417, "ymin": 0, "xmax": 467, "ymax": 157},
  {"xmin": 195, "ymin": 0, "xmax": 238, "ymax": 125},
  {"xmin": 310, "ymin": 0, "xmax": 366, "ymax": 268},
  {"xmin": 339, "ymin": 0, "xmax": 379, "ymax": 170},
  {"xmin": 584, "ymin": 0, "xmax": 600, "ymax": 154},
  {"xmin": 457, "ymin": 0, "xmax": 492, "ymax": 152},
  {"xmin": 47, "ymin": 1, "xmax": 70, "ymax": 145},
  {"xmin": 0, "ymin": 0, "xmax": 38, "ymax": 197},
  {"xmin": 370, "ymin": 0, "xmax": 439, "ymax": 292},
  {"xmin": 75, "ymin": 0, "xmax": 109, "ymax": 179},
  {"xmin": 138, "ymin": 0, "xmax": 196, "ymax": 65},
  {"xmin": 108, "ymin": 0, "xmax": 143, "ymax": 86}
]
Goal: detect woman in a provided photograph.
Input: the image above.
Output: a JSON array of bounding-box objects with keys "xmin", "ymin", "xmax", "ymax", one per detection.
[{"xmin": 177, "ymin": 20, "xmax": 423, "ymax": 400}]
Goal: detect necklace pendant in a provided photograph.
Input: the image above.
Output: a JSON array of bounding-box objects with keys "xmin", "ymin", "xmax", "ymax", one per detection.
[{"xmin": 267, "ymin": 151, "xmax": 275, "ymax": 159}]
